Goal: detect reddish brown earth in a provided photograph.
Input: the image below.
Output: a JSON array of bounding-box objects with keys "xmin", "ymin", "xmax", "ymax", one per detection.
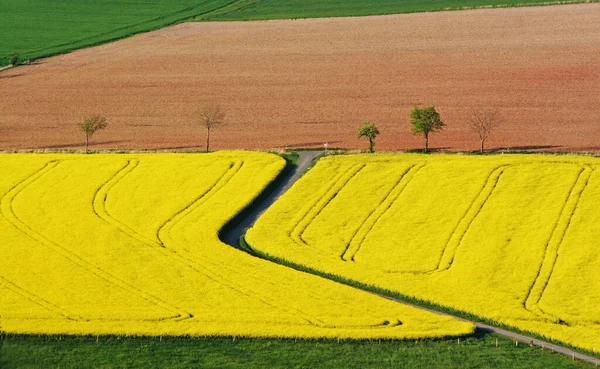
[{"xmin": 1, "ymin": 4, "xmax": 599, "ymax": 152}]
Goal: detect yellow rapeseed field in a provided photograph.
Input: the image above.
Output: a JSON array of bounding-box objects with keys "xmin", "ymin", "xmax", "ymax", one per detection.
[
  {"xmin": 247, "ymin": 153, "xmax": 600, "ymax": 352},
  {"xmin": 0, "ymin": 152, "xmax": 472, "ymax": 339}
]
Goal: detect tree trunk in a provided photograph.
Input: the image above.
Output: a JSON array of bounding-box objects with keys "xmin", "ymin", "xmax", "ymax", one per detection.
[
  {"xmin": 206, "ymin": 127, "xmax": 210, "ymax": 152},
  {"xmin": 481, "ymin": 139, "xmax": 485, "ymax": 153},
  {"xmin": 425, "ymin": 134, "xmax": 429, "ymax": 154},
  {"xmin": 85, "ymin": 133, "xmax": 89, "ymax": 154},
  {"xmin": 369, "ymin": 137, "xmax": 374, "ymax": 153}
]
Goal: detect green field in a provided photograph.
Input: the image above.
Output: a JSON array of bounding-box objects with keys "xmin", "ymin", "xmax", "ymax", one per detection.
[
  {"xmin": 0, "ymin": 333, "xmax": 595, "ymax": 369},
  {"xmin": 0, "ymin": 0, "xmax": 234, "ymax": 66},
  {"xmin": 198, "ymin": 0, "xmax": 582, "ymax": 20},
  {"xmin": 0, "ymin": 0, "xmax": 589, "ymax": 66}
]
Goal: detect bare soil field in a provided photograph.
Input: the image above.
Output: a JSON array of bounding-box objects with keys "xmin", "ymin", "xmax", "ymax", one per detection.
[{"xmin": 1, "ymin": 4, "xmax": 599, "ymax": 152}]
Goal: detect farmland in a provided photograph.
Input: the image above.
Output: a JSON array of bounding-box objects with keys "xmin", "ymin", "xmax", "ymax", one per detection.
[
  {"xmin": 0, "ymin": 0, "xmax": 234, "ymax": 66},
  {"xmin": 2, "ymin": 0, "xmax": 600, "ymax": 365},
  {"xmin": 1, "ymin": 0, "xmax": 587, "ymax": 67},
  {"xmin": 0, "ymin": 152, "xmax": 472, "ymax": 339},
  {"xmin": 246, "ymin": 153, "xmax": 600, "ymax": 353},
  {"xmin": 196, "ymin": 0, "xmax": 586, "ymax": 20},
  {"xmin": 2, "ymin": 4, "xmax": 599, "ymax": 152}
]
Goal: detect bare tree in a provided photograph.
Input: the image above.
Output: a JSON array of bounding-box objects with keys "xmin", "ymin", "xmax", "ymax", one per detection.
[
  {"xmin": 469, "ymin": 108, "xmax": 501, "ymax": 153},
  {"xmin": 199, "ymin": 103, "xmax": 225, "ymax": 152},
  {"xmin": 77, "ymin": 115, "xmax": 108, "ymax": 154}
]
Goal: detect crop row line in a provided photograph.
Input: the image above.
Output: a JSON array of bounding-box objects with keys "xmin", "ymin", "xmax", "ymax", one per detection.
[
  {"xmin": 524, "ymin": 165, "xmax": 594, "ymax": 324},
  {"xmin": 341, "ymin": 163, "xmax": 426, "ymax": 262},
  {"xmin": 289, "ymin": 163, "xmax": 365, "ymax": 255},
  {"xmin": 1, "ymin": 160, "xmax": 185, "ymax": 322},
  {"xmin": 95, "ymin": 160, "xmax": 339, "ymax": 328},
  {"xmin": 433, "ymin": 165, "xmax": 511, "ymax": 273}
]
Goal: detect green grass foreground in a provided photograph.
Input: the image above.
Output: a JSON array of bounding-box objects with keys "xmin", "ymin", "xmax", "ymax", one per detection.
[
  {"xmin": 0, "ymin": 333, "xmax": 596, "ymax": 368},
  {"xmin": 1, "ymin": 0, "xmax": 592, "ymax": 67}
]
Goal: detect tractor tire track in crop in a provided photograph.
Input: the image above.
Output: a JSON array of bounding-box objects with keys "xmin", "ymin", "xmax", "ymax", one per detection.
[
  {"xmin": 96, "ymin": 159, "xmax": 319, "ymax": 326},
  {"xmin": 228, "ymin": 152, "xmax": 600, "ymax": 365},
  {"xmin": 342, "ymin": 163, "xmax": 426, "ymax": 262},
  {"xmin": 94, "ymin": 158, "xmax": 352, "ymax": 329},
  {"xmin": 154, "ymin": 160, "xmax": 347, "ymax": 329},
  {"xmin": 156, "ymin": 160, "xmax": 326, "ymax": 325},
  {"xmin": 291, "ymin": 163, "xmax": 365, "ymax": 248},
  {"xmin": 433, "ymin": 165, "xmax": 510, "ymax": 273},
  {"xmin": 524, "ymin": 165, "xmax": 594, "ymax": 324},
  {"xmin": 93, "ymin": 159, "xmax": 163, "ymax": 248},
  {"xmin": 219, "ymin": 152, "xmax": 408, "ymax": 330},
  {"xmin": 297, "ymin": 164, "xmax": 366, "ymax": 245},
  {"xmin": 1, "ymin": 159, "xmax": 186, "ymax": 323},
  {"xmin": 0, "ymin": 161, "xmax": 85, "ymax": 321},
  {"xmin": 0, "ymin": 275, "xmax": 80, "ymax": 321}
]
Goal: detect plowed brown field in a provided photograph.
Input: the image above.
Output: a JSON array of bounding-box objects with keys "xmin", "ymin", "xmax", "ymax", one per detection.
[{"xmin": 1, "ymin": 4, "xmax": 599, "ymax": 152}]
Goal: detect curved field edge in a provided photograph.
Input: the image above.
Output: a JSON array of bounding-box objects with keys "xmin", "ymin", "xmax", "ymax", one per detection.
[
  {"xmin": 241, "ymin": 152, "xmax": 600, "ymax": 358},
  {"xmin": 2, "ymin": 0, "xmax": 597, "ymax": 68}
]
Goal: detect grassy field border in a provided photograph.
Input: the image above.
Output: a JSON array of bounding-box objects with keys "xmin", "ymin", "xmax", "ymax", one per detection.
[{"xmin": 2, "ymin": 330, "xmax": 596, "ymax": 369}]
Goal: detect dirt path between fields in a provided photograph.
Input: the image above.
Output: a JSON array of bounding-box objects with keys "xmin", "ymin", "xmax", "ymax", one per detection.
[
  {"xmin": 221, "ymin": 151, "xmax": 600, "ymax": 365},
  {"xmin": 220, "ymin": 151, "xmax": 322, "ymax": 247},
  {"xmin": 1, "ymin": 4, "xmax": 599, "ymax": 152}
]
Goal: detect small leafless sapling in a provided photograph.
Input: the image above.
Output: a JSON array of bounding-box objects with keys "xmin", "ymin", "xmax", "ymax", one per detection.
[
  {"xmin": 77, "ymin": 115, "xmax": 108, "ymax": 154},
  {"xmin": 469, "ymin": 108, "xmax": 501, "ymax": 153},
  {"xmin": 199, "ymin": 103, "xmax": 225, "ymax": 152}
]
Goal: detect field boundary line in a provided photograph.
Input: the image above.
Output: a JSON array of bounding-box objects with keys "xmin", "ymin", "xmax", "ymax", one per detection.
[
  {"xmin": 342, "ymin": 163, "xmax": 426, "ymax": 262},
  {"xmin": 1, "ymin": 159, "xmax": 188, "ymax": 322},
  {"xmin": 524, "ymin": 165, "xmax": 594, "ymax": 322}
]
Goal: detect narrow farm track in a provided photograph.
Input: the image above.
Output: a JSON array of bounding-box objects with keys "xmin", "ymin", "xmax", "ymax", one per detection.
[
  {"xmin": 220, "ymin": 151, "xmax": 322, "ymax": 248},
  {"xmin": 221, "ymin": 151, "xmax": 600, "ymax": 365}
]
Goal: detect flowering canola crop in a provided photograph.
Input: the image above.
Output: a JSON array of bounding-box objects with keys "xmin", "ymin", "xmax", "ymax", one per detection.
[
  {"xmin": 247, "ymin": 153, "xmax": 600, "ymax": 352},
  {"xmin": 0, "ymin": 152, "xmax": 472, "ymax": 339}
]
